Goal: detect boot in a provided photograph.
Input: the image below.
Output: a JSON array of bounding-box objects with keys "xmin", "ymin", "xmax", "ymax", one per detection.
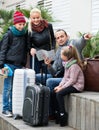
[
  {"xmin": 55, "ymin": 111, "xmax": 60, "ymax": 124},
  {"xmin": 60, "ymin": 112, "xmax": 68, "ymax": 127}
]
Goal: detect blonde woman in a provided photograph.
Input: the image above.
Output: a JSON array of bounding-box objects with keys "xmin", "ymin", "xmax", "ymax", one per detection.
[
  {"xmin": 28, "ymin": 8, "xmax": 55, "ymax": 73},
  {"xmin": 53, "ymin": 45, "xmax": 84, "ymax": 126}
]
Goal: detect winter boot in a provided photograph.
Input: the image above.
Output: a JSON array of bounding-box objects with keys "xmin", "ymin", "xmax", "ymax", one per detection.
[{"xmin": 60, "ymin": 112, "xmax": 68, "ymax": 127}]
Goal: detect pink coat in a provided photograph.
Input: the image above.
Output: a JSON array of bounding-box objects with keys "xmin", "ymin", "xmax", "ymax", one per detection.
[{"xmin": 59, "ymin": 60, "xmax": 84, "ymax": 91}]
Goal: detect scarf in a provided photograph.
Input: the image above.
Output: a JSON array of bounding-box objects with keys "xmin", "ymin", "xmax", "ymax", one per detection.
[
  {"xmin": 31, "ymin": 19, "xmax": 48, "ymax": 32},
  {"xmin": 62, "ymin": 59, "xmax": 77, "ymax": 69},
  {"xmin": 10, "ymin": 26, "xmax": 26, "ymax": 36}
]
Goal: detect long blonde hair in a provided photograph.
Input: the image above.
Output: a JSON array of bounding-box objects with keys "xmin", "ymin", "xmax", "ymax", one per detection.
[
  {"xmin": 61, "ymin": 45, "xmax": 83, "ymax": 69},
  {"xmin": 28, "ymin": 8, "xmax": 42, "ymax": 33}
]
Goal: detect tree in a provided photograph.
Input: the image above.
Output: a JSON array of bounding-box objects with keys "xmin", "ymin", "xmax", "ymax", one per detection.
[
  {"xmin": 0, "ymin": 7, "xmax": 54, "ymax": 40},
  {"xmin": 0, "ymin": 9, "xmax": 14, "ymax": 39}
]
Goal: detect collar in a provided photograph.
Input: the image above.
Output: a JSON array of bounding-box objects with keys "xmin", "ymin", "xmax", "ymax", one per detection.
[{"xmin": 64, "ymin": 58, "xmax": 77, "ymax": 69}]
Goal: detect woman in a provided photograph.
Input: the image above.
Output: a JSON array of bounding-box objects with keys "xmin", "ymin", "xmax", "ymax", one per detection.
[{"xmin": 28, "ymin": 8, "xmax": 55, "ymax": 73}]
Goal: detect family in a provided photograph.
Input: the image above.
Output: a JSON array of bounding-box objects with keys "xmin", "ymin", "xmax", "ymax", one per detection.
[{"xmin": 0, "ymin": 8, "xmax": 92, "ymax": 127}]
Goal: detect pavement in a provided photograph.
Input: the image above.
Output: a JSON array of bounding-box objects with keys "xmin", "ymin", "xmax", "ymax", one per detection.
[{"xmin": 0, "ymin": 93, "xmax": 77, "ymax": 130}]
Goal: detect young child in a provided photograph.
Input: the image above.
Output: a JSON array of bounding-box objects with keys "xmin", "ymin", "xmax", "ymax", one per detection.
[
  {"xmin": 0, "ymin": 11, "xmax": 27, "ymax": 117},
  {"xmin": 27, "ymin": 8, "xmax": 55, "ymax": 73},
  {"xmin": 53, "ymin": 45, "xmax": 84, "ymax": 126}
]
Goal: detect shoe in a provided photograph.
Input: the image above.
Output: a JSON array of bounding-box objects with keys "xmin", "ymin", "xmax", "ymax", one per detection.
[
  {"xmin": 60, "ymin": 112, "xmax": 68, "ymax": 127},
  {"xmin": 55, "ymin": 111, "xmax": 60, "ymax": 124},
  {"xmin": 2, "ymin": 110, "xmax": 13, "ymax": 117}
]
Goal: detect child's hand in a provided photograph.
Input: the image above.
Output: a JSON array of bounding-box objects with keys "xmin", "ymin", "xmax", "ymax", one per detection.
[
  {"xmin": 2, "ymin": 68, "xmax": 6, "ymax": 74},
  {"xmin": 54, "ymin": 85, "xmax": 63, "ymax": 92}
]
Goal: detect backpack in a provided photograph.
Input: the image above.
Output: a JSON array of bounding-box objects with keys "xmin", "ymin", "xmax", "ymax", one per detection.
[{"xmin": 0, "ymin": 31, "xmax": 13, "ymax": 51}]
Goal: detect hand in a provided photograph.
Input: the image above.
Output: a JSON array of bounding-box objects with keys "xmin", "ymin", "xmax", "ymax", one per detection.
[
  {"xmin": 54, "ymin": 85, "xmax": 63, "ymax": 92},
  {"xmin": 1, "ymin": 68, "xmax": 8, "ymax": 74},
  {"xmin": 44, "ymin": 58, "xmax": 52, "ymax": 66},
  {"xmin": 30, "ymin": 48, "xmax": 36, "ymax": 56},
  {"xmin": 1, "ymin": 68, "xmax": 5, "ymax": 74},
  {"xmin": 84, "ymin": 33, "xmax": 92, "ymax": 40}
]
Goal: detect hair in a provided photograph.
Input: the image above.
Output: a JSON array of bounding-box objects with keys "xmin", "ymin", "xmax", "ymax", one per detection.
[
  {"xmin": 61, "ymin": 45, "xmax": 83, "ymax": 69},
  {"xmin": 55, "ymin": 29, "xmax": 68, "ymax": 36},
  {"xmin": 28, "ymin": 8, "xmax": 42, "ymax": 33}
]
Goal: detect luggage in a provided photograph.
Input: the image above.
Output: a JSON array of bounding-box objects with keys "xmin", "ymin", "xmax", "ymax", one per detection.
[
  {"xmin": 41, "ymin": 63, "xmax": 47, "ymax": 85},
  {"xmin": 83, "ymin": 58, "xmax": 99, "ymax": 91},
  {"xmin": 23, "ymin": 84, "xmax": 50, "ymax": 126},
  {"xmin": 12, "ymin": 68, "xmax": 35, "ymax": 119}
]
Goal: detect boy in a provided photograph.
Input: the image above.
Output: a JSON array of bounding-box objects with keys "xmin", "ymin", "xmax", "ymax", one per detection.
[{"xmin": 0, "ymin": 11, "xmax": 27, "ymax": 117}]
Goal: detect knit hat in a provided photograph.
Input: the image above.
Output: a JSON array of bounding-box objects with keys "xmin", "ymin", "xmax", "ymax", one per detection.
[{"xmin": 13, "ymin": 11, "xmax": 26, "ymax": 25}]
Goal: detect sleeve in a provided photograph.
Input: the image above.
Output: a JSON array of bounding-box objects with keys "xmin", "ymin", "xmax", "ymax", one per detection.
[
  {"xmin": 70, "ymin": 36, "xmax": 86, "ymax": 59},
  {"xmin": 27, "ymin": 31, "xmax": 33, "ymax": 51},
  {"xmin": 48, "ymin": 23, "xmax": 56, "ymax": 49},
  {"xmin": 0, "ymin": 33, "xmax": 9, "ymax": 68}
]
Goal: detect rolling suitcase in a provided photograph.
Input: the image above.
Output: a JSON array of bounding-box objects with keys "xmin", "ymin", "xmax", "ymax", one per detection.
[
  {"xmin": 23, "ymin": 84, "xmax": 50, "ymax": 126},
  {"xmin": 12, "ymin": 68, "xmax": 35, "ymax": 119}
]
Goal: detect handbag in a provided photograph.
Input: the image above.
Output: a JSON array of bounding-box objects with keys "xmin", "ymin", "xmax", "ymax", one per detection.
[{"xmin": 83, "ymin": 57, "xmax": 99, "ymax": 91}]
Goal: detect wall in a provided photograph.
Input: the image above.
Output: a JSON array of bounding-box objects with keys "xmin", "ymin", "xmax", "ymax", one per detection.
[
  {"xmin": 1, "ymin": 0, "xmax": 37, "ymax": 10},
  {"xmin": 70, "ymin": 0, "xmax": 91, "ymax": 38},
  {"xmin": 0, "ymin": 0, "xmax": 92, "ymax": 38}
]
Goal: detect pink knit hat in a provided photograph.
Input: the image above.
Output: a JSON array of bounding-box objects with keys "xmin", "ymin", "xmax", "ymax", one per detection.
[{"xmin": 13, "ymin": 11, "xmax": 26, "ymax": 25}]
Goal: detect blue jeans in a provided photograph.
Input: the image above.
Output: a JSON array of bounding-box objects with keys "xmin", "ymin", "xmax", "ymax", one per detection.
[
  {"xmin": 2, "ymin": 64, "xmax": 22, "ymax": 112},
  {"xmin": 30, "ymin": 56, "xmax": 46, "ymax": 74},
  {"xmin": 36, "ymin": 73, "xmax": 52, "ymax": 85},
  {"xmin": 46, "ymin": 77, "xmax": 62, "ymax": 91},
  {"xmin": 46, "ymin": 77, "xmax": 62, "ymax": 116}
]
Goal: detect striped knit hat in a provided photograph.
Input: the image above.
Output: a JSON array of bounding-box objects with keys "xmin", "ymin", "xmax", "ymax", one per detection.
[{"xmin": 13, "ymin": 11, "xmax": 26, "ymax": 25}]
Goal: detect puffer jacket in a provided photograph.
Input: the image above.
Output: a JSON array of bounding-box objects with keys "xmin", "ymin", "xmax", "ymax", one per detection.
[
  {"xmin": 27, "ymin": 23, "xmax": 55, "ymax": 51},
  {"xmin": 0, "ymin": 29, "xmax": 27, "ymax": 68}
]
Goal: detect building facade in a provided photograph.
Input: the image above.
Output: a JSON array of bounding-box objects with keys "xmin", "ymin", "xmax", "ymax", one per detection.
[{"xmin": 0, "ymin": 0, "xmax": 99, "ymax": 37}]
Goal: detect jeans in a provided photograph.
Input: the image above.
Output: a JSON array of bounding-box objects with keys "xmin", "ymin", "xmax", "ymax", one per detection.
[
  {"xmin": 46, "ymin": 77, "xmax": 62, "ymax": 91},
  {"xmin": 2, "ymin": 64, "xmax": 22, "ymax": 112},
  {"xmin": 30, "ymin": 55, "xmax": 46, "ymax": 74},
  {"xmin": 46, "ymin": 77, "xmax": 62, "ymax": 115},
  {"xmin": 36, "ymin": 73, "xmax": 52, "ymax": 85}
]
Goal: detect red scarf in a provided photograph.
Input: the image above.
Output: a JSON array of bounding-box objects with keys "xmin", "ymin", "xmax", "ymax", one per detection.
[{"xmin": 31, "ymin": 19, "xmax": 48, "ymax": 32}]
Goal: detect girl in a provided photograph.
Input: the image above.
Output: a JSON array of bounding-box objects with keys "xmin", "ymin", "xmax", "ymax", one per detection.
[
  {"xmin": 28, "ymin": 8, "xmax": 55, "ymax": 73},
  {"xmin": 53, "ymin": 45, "xmax": 84, "ymax": 126}
]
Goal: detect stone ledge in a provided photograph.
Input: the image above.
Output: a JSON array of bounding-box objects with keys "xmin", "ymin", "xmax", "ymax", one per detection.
[
  {"xmin": 0, "ymin": 94, "xmax": 76, "ymax": 130},
  {"xmin": 66, "ymin": 91, "xmax": 99, "ymax": 130}
]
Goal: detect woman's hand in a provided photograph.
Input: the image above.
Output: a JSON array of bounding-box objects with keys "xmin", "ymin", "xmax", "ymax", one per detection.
[{"xmin": 30, "ymin": 48, "xmax": 36, "ymax": 56}]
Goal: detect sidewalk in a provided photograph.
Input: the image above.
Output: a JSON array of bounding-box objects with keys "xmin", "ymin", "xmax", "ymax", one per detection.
[{"xmin": 0, "ymin": 94, "xmax": 77, "ymax": 130}]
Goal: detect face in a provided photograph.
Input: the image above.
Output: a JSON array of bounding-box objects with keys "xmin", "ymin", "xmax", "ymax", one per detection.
[
  {"xmin": 30, "ymin": 12, "xmax": 41, "ymax": 25},
  {"xmin": 14, "ymin": 22, "xmax": 26, "ymax": 31},
  {"xmin": 55, "ymin": 30, "xmax": 68, "ymax": 46},
  {"xmin": 61, "ymin": 51, "xmax": 68, "ymax": 62}
]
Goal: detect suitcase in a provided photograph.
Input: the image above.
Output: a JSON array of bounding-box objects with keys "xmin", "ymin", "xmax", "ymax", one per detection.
[
  {"xmin": 23, "ymin": 84, "xmax": 50, "ymax": 126},
  {"xmin": 12, "ymin": 68, "xmax": 35, "ymax": 119}
]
